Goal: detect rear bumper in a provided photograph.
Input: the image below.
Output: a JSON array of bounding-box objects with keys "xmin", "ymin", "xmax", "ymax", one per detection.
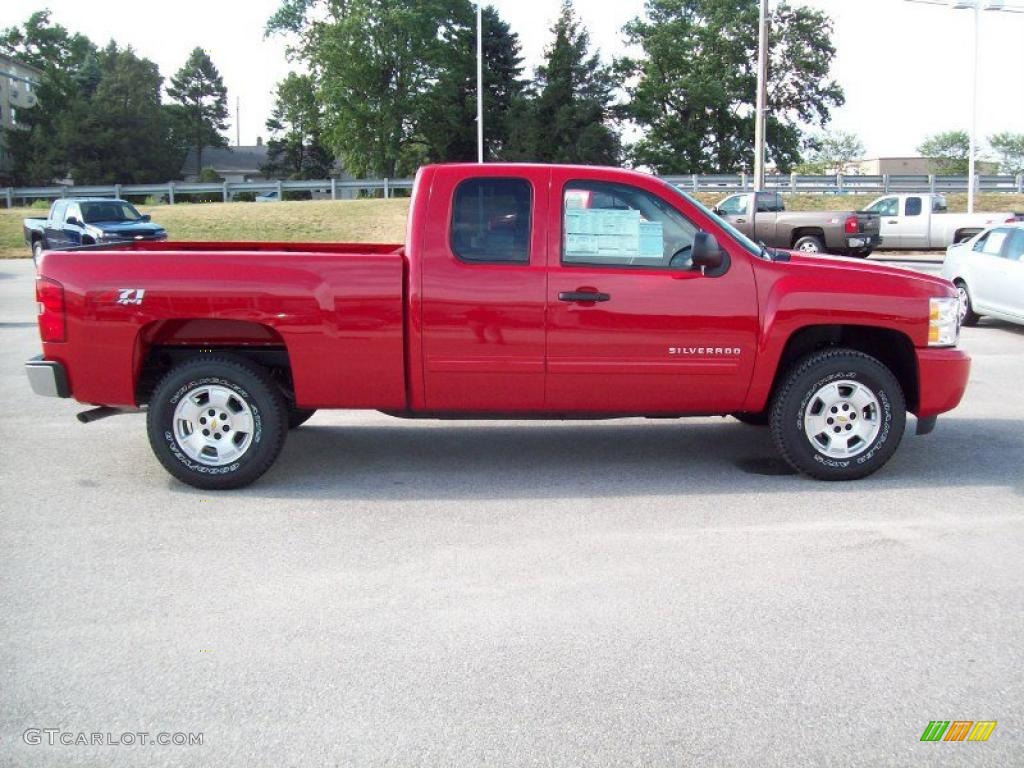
[
  {"xmin": 915, "ymin": 347, "xmax": 971, "ymax": 418},
  {"xmin": 25, "ymin": 355, "xmax": 70, "ymax": 398},
  {"xmin": 846, "ymin": 234, "xmax": 881, "ymax": 250}
]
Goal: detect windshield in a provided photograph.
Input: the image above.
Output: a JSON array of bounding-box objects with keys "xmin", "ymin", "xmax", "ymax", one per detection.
[
  {"xmin": 660, "ymin": 181, "xmax": 762, "ymax": 257},
  {"xmin": 80, "ymin": 201, "xmax": 143, "ymax": 224}
]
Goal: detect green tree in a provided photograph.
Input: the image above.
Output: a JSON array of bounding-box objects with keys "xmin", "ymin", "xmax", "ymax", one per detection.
[
  {"xmin": 797, "ymin": 130, "xmax": 865, "ymax": 174},
  {"xmin": 262, "ymin": 73, "xmax": 334, "ymax": 179},
  {"xmin": 917, "ymin": 131, "xmax": 971, "ymax": 175},
  {"xmin": 524, "ymin": 1, "xmax": 619, "ymax": 165},
  {"xmin": 269, "ymin": 0, "xmax": 464, "ymax": 178},
  {"xmin": 620, "ymin": 0, "xmax": 844, "ymax": 174},
  {"xmin": 417, "ymin": 4, "xmax": 528, "ymax": 163},
  {"xmin": 62, "ymin": 43, "xmax": 180, "ymax": 183},
  {"xmin": 988, "ymin": 132, "xmax": 1024, "ymax": 176},
  {"xmin": 1, "ymin": 10, "xmax": 98, "ymax": 183},
  {"xmin": 167, "ymin": 47, "xmax": 229, "ymax": 177}
]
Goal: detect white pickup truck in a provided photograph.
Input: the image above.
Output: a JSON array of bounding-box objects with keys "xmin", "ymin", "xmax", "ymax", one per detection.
[{"xmin": 862, "ymin": 193, "xmax": 1022, "ymax": 250}]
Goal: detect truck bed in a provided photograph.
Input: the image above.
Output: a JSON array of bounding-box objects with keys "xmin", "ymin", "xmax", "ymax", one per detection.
[{"xmin": 36, "ymin": 242, "xmax": 408, "ymax": 409}]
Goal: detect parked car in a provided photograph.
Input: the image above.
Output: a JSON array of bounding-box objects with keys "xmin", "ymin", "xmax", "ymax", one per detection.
[
  {"xmin": 25, "ymin": 163, "xmax": 969, "ymax": 489},
  {"xmin": 862, "ymin": 193, "xmax": 1022, "ymax": 250},
  {"xmin": 713, "ymin": 191, "xmax": 881, "ymax": 257},
  {"xmin": 942, "ymin": 222, "xmax": 1024, "ymax": 327},
  {"xmin": 24, "ymin": 198, "xmax": 167, "ymax": 264},
  {"xmin": 255, "ymin": 191, "xmax": 279, "ymax": 202}
]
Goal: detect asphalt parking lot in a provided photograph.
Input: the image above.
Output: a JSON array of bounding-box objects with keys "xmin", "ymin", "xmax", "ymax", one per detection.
[{"xmin": 1, "ymin": 256, "xmax": 1022, "ymax": 767}]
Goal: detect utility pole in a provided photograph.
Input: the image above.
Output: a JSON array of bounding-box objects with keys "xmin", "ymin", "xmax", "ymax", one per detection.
[
  {"xmin": 968, "ymin": 0, "xmax": 979, "ymax": 213},
  {"xmin": 753, "ymin": 0, "xmax": 769, "ymax": 191},
  {"xmin": 905, "ymin": 0, "xmax": 1024, "ymax": 213},
  {"xmin": 236, "ymin": 97, "xmax": 241, "ymax": 147},
  {"xmin": 476, "ymin": 2, "xmax": 484, "ymax": 164}
]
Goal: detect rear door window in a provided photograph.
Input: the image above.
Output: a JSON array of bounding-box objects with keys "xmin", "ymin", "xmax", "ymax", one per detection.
[
  {"xmin": 450, "ymin": 178, "xmax": 532, "ymax": 264},
  {"xmin": 974, "ymin": 228, "xmax": 1010, "ymax": 256},
  {"xmin": 905, "ymin": 197, "xmax": 922, "ymax": 217},
  {"xmin": 1004, "ymin": 230, "xmax": 1024, "ymax": 261}
]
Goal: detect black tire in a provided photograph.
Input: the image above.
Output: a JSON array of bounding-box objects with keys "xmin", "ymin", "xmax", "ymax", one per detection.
[
  {"xmin": 793, "ymin": 235, "xmax": 825, "ymax": 255},
  {"xmin": 146, "ymin": 356, "xmax": 288, "ymax": 490},
  {"xmin": 954, "ymin": 280, "xmax": 980, "ymax": 327},
  {"xmin": 31, "ymin": 239, "xmax": 43, "ymax": 266},
  {"xmin": 732, "ymin": 411, "xmax": 769, "ymax": 426},
  {"xmin": 288, "ymin": 408, "xmax": 316, "ymax": 429},
  {"xmin": 769, "ymin": 348, "xmax": 906, "ymax": 481}
]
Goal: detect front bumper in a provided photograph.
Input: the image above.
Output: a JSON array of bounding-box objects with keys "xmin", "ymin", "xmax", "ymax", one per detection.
[
  {"xmin": 915, "ymin": 347, "xmax": 971, "ymax": 419},
  {"xmin": 25, "ymin": 355, "xmax": 70, "ymax": 398}
]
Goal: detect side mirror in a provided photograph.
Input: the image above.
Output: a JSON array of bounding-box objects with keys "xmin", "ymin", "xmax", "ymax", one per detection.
[
  {"xmin": 692, "ymin": 232, "xmax": 729, "ymax": 276},
  {"xmin": 66, "ymin": 216, "xmax": 82, "ymax": 227},
  {"xmin": 712, "ymin": 207, "xmax": 724, "ymax": 216},
  {"xmin": 140, "ymin": 214, "xmax": 151, "ymax": 222}
]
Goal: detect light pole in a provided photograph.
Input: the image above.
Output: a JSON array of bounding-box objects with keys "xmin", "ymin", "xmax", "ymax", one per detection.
[
  {"xmin": 476, "ymin": 2, "xmax": 484, "ymax": 164},
  {"xmin": 753, "ymin": 0, "xmax": 769, "ymax": 191},
  {"xmin": 905, "ymin": 0, "xmax": 1024, "ymax": 213}
]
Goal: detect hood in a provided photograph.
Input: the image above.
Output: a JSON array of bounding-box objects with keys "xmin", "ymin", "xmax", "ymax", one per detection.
[
  {"xmin": 88, "ymin": 220, "xmax": 164, "ymax": 236},
  {"xmin": 778, "ymin": 251, "xmax": 955, "ymax": 297}
]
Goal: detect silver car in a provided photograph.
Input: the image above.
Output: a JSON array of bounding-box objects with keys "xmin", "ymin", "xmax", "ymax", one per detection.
[{"xmin": 942, "ymin": 222, "xmax": 1024, "ymax": 327}]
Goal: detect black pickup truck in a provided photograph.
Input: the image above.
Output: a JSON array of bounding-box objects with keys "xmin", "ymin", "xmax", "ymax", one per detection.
[
  {"xmin": 24, "ymin": 198, "xmax": 167, "ymax": 263},
  {"xmin": 714, "ymin": 191, "xmax": 881, "ymax": 258}
]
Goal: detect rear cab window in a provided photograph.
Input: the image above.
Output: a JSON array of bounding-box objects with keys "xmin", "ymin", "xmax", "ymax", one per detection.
[
  {"xmin": 450, "ymin": 178, "xmax": 532, "ymax": 264},
  {"xmin": 905, "ymin": 197, "xmax": 922, "ymax": 217}
]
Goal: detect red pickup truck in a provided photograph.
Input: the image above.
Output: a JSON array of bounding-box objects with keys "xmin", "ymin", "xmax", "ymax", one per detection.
[{"xmin": 26, "ymin": 164, "xmax": 970, "ymax": 489}]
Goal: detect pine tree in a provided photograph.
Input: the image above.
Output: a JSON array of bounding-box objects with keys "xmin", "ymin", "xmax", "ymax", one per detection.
[
  {"xmin": 528, "ymin": 0, "xmax": 619, "ymax": 165},
  {"xmin": 167, "ymin": 47, "xmax": 229, "ymax": 176}
]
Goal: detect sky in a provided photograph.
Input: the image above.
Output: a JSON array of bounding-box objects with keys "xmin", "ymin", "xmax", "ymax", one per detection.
[{"xmin": 2, "ymin": 0, "xmax": 1023, "ymax": 159}]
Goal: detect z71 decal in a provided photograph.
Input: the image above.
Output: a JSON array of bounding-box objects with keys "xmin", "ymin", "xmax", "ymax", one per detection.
[{"xmin": 116, "ymin": 289, "xmax": 146, "ymax": 306}]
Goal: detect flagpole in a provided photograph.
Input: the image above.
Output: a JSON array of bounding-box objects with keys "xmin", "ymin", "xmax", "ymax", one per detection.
[{"xmin": 476, "ymin": 2, "xmax": 484, "ymax": 163}]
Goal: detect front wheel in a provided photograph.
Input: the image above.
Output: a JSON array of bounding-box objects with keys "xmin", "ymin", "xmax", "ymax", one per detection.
[
  {"xmin": 31, "ymin": 239, "xmax": 43, "ymax": 266},
  {"xmin": 769, "ymin": 349, "xmax": 906, "ymax": 481},
  {"xmin": 147, "ymin": 356, "xmax": 288, "ymax": 490}
]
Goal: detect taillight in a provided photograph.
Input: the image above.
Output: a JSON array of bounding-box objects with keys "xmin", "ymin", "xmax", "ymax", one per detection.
[
  {"xmin": 36, "ymin": 277, "xmax": 66, "ymax": 342},
  {"xmin": 844, "ymin": 215, "xmax": 859, "ymax": 235}
]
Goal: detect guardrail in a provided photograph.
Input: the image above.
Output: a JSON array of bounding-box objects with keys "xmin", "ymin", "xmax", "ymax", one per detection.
[{"xmin": 4, "ymin": 172, "xmax": 1023, "ymax": 207}]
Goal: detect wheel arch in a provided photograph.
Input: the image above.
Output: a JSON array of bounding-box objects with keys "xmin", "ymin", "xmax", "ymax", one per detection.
[
  {"xmin": 761, "ymin": 324, "xmax": 919, "ymax": 414},
  {"xmin": 134, "ymin": 319, "xmax": 295, "ymax": 405},
  {"xmin": 790, "ymin": 227, "xmax": 825, "ymax": 247}
]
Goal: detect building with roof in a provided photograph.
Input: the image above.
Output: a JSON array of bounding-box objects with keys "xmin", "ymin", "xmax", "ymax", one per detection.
[
  {"xmin": 0, "ymin": 54, "xmax": 44, "ymax": 175},
  {"xmin": 181, "ymin": 141, "xmax": 271, "ymax": 183}
]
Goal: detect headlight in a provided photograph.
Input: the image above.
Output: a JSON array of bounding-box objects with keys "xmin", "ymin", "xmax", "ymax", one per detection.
[{"xmin": 929, "ymin": 297, "xmax": 960, "ymax": 347}]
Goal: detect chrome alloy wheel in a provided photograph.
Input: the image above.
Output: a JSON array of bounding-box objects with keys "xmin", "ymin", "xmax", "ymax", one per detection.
[
  {"xmin": 172, "ymin": 384, "xmax": 255, "ymax": 466},
  {"xmin": 956, "ymin": 284, "xmax": 970, "ymax": 324},
  {"xmin": 797, "ymin": 240, "xmax": 821, "ymax": 253},
  {"xmin": 803, "ymin": 379, "xmax": 882, "ymax": 459}
]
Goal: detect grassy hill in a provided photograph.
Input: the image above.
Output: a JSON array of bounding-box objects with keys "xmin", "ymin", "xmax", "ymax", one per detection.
[{"xmin": 3, "ymin": 192, "xmax": 1023, "ymax": 259}]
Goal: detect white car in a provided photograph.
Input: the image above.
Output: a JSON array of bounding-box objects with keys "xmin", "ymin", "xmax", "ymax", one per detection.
[{"xmin": 942, "ymin": 222, "xmax": 1024, "ymax": 327}]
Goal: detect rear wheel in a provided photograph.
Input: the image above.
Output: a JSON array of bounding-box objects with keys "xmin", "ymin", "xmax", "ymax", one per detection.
[
  {"xmin": 769, "ymin": 349, "xmax": 906, "ymax": 481},
  {"xmin": 793, "ymin": 235, "xmax": 825, "ymax": 255},
  {"xmin": 146, "ymin": 356, "xmax": 288, "ymax": 490},
  {"xmin": 955, "ymin": 280, "xmax": 980, "ymax": 327}
]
